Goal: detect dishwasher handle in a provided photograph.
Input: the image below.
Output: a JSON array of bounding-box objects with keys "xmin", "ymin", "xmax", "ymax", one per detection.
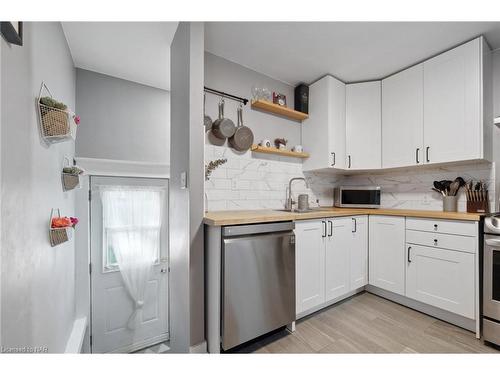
[{"xmin": 222, "ymin": 222, "xmax": 294, "ymax": 237}]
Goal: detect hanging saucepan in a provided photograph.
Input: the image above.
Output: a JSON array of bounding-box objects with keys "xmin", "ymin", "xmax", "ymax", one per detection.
[
  {"xmin": 229, "ymin": 104, "xmax": 254, "ymax": 151},
  {"xmin": 204, "ymin": 93, "xmax": 212, "ymax": 131},
  {"xmin": 211, "ymin": 98, "xmax": 235, "ymax": 139}
]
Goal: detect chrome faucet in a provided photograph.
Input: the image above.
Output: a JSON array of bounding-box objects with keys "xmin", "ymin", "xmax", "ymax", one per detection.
[{"xmin": 285, "ymin": 177, "xmax": 309, "ymax": 211}]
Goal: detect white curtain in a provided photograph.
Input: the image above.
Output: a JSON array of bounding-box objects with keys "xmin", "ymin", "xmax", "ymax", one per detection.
[{"xmin": 101, "ymin": 186, "xmax": 164, "ymax": 329}]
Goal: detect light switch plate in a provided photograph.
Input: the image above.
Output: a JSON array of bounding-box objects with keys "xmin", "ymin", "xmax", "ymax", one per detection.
[{"xmin": 180, "ymin": 172, "xmax": 187, "ymax": 189}]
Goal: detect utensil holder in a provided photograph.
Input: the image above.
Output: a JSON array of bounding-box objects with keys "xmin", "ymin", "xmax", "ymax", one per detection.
[
  {"xmin": 443, "ymin": 196, "xmax": 458, "ymax": 212},
  {"xmin": 466, "ymin": 190, "xmax": 489, "ymax": 213},
  {"xmin": 49, "ymin": 208, "xmax": 73, "ymax": 247}
]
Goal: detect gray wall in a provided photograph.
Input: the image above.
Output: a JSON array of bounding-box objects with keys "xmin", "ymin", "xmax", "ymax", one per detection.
[
  {"xmin": 75, "ymin": 68, "xmax": 170, "ymax": 164},
  {"xmin": 170, "ymin": 22, "xmax": 205, "ymax": 351},
  {"xmin": 1, "ymin": 22, "xmax": 76, "ymax": 352},
  {"xmin": 204, "ymin": 52, "xmax": 299, "ymax": 147}
]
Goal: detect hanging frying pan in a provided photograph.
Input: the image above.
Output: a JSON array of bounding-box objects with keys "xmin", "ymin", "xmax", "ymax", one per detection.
[
  {"xmin": 229, "ymin": 104, "xmax": 254, "ymax": 151},
  {"xmin": 211, "ymin": 98, "xmax": 235, "ymax": 139},
  {"xmin": 204, "ymin": 93, "xmax": 212, "ymax": 131}
]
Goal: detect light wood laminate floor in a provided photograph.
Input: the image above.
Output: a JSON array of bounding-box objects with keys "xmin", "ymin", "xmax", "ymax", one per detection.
[{"xmin": 232, "ymin": 292, "xmax": 499, "ymax": 353}]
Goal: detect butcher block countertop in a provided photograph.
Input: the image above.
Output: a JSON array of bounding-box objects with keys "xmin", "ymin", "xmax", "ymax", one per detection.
[{"xmin": 203, "ymin": 208, "xmax": 484, "ymax": 226}]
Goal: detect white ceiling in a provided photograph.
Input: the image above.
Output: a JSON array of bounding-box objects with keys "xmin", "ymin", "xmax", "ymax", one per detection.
[
  {"xmin": 62, "ymin": 22, "xmax": 178, "ymax": 90},
  {"xmin": 205, "ymin": 22, "xmax": 500, "ymax": 86}
]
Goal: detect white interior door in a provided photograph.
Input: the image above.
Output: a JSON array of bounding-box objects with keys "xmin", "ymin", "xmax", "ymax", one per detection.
[{"xmin": 90, "ymin": 176, "xmax": 169, "ymax": 353}]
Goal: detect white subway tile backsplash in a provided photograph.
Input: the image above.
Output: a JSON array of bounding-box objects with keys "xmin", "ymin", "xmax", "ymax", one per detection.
[{"xmin": 205, "ymin": 144, "xmax": 496, "ymax": 212}]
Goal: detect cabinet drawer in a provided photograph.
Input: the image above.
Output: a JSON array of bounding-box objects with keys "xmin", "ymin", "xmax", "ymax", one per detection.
[
  {"xmin": 406, "ymin": 230, "xmax": 477, "ymax": 254},
  {"xmin": 406, "ymin": 217, "xmax": 477, "ymax": 237}
]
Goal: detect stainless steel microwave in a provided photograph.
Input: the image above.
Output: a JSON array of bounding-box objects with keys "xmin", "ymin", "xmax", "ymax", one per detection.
[{"xmin": 334, "ymin": 186, "xmax": 381, "ymax": 208}]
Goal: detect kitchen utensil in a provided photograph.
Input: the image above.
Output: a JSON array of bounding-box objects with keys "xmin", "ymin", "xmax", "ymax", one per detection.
[
  {"xmin": 433, "ymin": 181, "xmax": 444, "ymax": 192},
  {"xmin": 228, "ymin": 104, "xmax": 254, "ymax": 152},
  {"xmin": 204, "ymin": 93, "xmax": 212, "ymax": 131},
  {"xmin": 449, "ymin": 181, "xmax": 460, "ymax": 196},
  {"xmin": 456, "ymin": 177, "xmax": 466, "ymax": 187},
  {"xmin": 432, "ymin": 187, "xmax": 446, "ymax": 197},
  {"xmin": 439, "ymin": 180, "xmax": 452, "ymax": 195},
  {"xmin": 211, "ymin": 98, "xmax": 235, "ymax": 139}
]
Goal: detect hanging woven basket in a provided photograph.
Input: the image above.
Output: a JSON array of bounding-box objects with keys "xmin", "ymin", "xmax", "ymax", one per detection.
[{"xmin": 37, "ymin": 82, "xmax": 77, "ymax": 144}]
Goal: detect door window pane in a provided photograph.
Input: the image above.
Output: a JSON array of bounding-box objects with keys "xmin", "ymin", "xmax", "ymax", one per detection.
[{"xmin": 101, "ymin": 188, "xmax": 163, "ymax": 272}]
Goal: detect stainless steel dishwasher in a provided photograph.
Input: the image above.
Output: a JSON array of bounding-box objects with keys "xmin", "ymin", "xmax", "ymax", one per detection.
[{"xmin": 221, "ymin": 221, "xmax": 295, "ymax": 350}]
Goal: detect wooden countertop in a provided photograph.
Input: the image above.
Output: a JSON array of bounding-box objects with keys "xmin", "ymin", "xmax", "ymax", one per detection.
[{"xmin": 203, "ymin": 208, "xmax": 484, "ymax": 226}]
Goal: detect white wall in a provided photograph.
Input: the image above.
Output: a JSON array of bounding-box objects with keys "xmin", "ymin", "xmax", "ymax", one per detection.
[
  {"xmin": 75, "ymin": 68, "xmax": 170, "ymax": 164},
  {"xmin": 205, "ymin": 52, "xmax": 300, "ymax": 147},
  {"xmin": 492, "ymin": 50, "xmax": 500, "ymax": 211},
  {"xmin": 1, "ymin": 22, "xmax": 76, "ymax": 352},
  {"xmin": 170, "ymin": 22, "xmax": 205, "ymax": 351}
]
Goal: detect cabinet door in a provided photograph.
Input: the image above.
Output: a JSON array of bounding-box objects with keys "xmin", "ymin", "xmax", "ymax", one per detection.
[
  {"xmin": 346, "ymin": 81, "xmax": 381, "ymax": 169},
  {"xmin": 369, "ymin": 215, "xmax": 406, "ymax": 295},
  {"xmin": 350, "ymin": 216, "xmax": 368, "ymax": 290},
  {"xmin": 325, "ymin": 217, "xmax": 350, "ymax": 302},
  {"xmin": 295, "ymin": 220, "xmax": 326, "ymax": 314},
  {"xmin": 382, "ymin": 64, "xmax": 424, "ymax": 168},
  {"xmin": 302, "ymin": 76, "xmax": 346, "ymax": 170},
  {"xmin": 406, "ymin": 244, "xmax": 475, "ymax": 319},
  {"xmin": 423, "ymin": 38, "xmax": 482, "ymax": 164}
]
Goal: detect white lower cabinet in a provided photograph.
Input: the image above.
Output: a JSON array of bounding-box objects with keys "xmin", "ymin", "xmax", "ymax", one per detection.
[
  {"xmin": 295, "ymin": 216, "xmax": 368, "ymax": 316},
  {"xmin": 350, "ymin": 216, "xmax": 368, "ymax": 290},
  {"xmin": 295, "ymin": 220, "xmax": 325, "ymax": 315},
  {"xmin": 406, "ymin": 244, "xmax": 475, "ymax": 319},
  {"xmin": 369, "ymin": 215, "xmax": 406, "ymax": 295},
  {"xmin": 325, "ymin": 217, "xmax": 351, "ymax": 301}
]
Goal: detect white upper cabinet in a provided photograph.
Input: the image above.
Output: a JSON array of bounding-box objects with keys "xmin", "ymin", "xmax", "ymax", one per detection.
[
  {"xmin": 302, "ymin": 76, "xmax": 346, "ymax": 171},
  {"xmin": 423, "ymin": 37, "xmax": 492, "ymax": 164},
  {"xmin": 382, "ymin": 64, "xmax": 424, "ymax": 168},
  {"xmin": 345, "ymin": 81, "xmax": 382, "ymax": 170}
]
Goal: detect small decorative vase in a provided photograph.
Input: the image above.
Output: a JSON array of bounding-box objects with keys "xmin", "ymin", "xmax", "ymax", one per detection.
[{"xmin": 443, "ymin": 196, "xmax": 458, "ymax": 212}]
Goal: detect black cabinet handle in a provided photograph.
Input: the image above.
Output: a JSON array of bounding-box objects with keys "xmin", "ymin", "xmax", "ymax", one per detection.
[
  {"xmin": 322, "ymin": 221, "xmax": 326, "ymax": 238},
  {"xmin": 426, "ymin": 146, "xmax": 430, "ymax": 163},
  {"xmin": 331, "ymin": 152, "xmax": 336, "ymax": 166},
  {"xmin": 416, "ymin": 148, "xmax": 420, "ymax": 164},
  {"xmin": 408, "ymin": 246, "xmax": 412, "ymax": 263},
  {"xmin": 328, "ymin": 220, "xmax": 333, "ymax": 237},
  {"xmin": 348, "ymin": 155, "xmax": 352, "ymax": 168},
  {"xmin": 434, "ymin": 239, "xmax": 438, "ymax": 246},
  {"xmin": 352, "ymin": 218, "xmax": 357, "ymax": 233}
]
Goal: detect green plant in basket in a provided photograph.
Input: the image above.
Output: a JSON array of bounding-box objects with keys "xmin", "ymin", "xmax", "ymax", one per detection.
[{"xmin": 40, "ymin": 96, "xmax": 68, "ymax": 110}]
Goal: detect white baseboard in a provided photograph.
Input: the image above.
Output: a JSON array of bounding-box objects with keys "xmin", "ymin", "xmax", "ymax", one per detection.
[
  {"xmin": 365, "ymin": 285, "xmax": 477, "ymax": 333},
  {"xmin": 65, "ymin": 317, "xmax": 87, "ymax": 353},
  {"xmin": 189, "ymin": 341, "xmax": 207, "ymax": 353}
]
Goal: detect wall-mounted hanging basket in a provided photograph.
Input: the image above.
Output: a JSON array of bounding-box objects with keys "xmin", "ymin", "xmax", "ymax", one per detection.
[
  {"xmin": 37, "ymin": 82, "xmax": 77, "ymax": 145},
  {"xmin": 49, "ymin": 209, "xmax": 74, "ymax": 247},
  {"xmin": 61, "ymin": 156, "xmax": 84, "ymax": 191}
]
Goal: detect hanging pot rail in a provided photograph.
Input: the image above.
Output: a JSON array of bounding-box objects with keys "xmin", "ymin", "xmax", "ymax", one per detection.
[{"xmin": 204, "ymin": 86, "xmax": 248, "ymax": 106}]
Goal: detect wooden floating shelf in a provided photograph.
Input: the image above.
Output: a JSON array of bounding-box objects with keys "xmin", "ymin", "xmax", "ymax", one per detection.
[
  {"xmin": 251, "ymin": 99, "xmax": 309, "ymax": 121},
  {"xmin": 250, "ymin": 144, "xmax": 309, "ymax": 159}
]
